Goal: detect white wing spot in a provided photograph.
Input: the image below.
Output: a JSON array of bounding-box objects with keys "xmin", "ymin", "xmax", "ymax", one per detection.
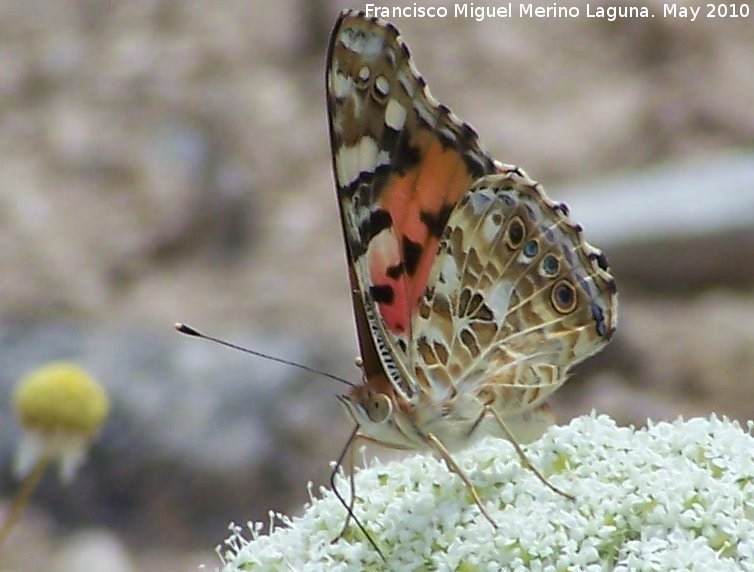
[
  {"xmin": 330, "ymin": 70, "xmax": 353, "ymax": 99},
  {"xmin": 340, "ymin": 28, "xmax": 384, "ymax": 60},
  {"xmin": 385, "ymin": 47, "xmax": 397, "ymax": 67},
  {"xmin": 375, "ymin": 75, "xmax": 391, "ymax": 98},
  {"xmin": 435, "ymin": 256, "xmax": 460, "ymax": 296},
  {"xmin": 397, "ymin": 70, "xmax": 416, "ymax": 97},
  {"xmin": 468, "ymin": 189, "xmax": 494, "ymax": 214},
  {"xmin": 336, "ymin": 137, "xmax": 390, "ymax": 187},
  {"xmin": 385, "ymin": 99, "xmax": 407, "ymax": 131},
  {"xmin": 414, "ymin": 99, "xmax": 435, "ymax": 127},
  {"xmin": 487, "ymin": 281, "xmax": 513, "ymax": 316},
  {"xmin": 480, "ymin": 215, "xmax": 501, "ymax": 245}
]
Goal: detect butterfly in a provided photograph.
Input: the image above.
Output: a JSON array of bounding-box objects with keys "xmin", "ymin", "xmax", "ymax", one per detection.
[{"xmin": 326, "ymin": 8, "xmax": 617, "ymax": 550}]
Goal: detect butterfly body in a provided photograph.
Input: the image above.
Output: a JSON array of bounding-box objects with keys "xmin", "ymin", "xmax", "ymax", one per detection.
[{"xmin": 326, "ymin": 9, "xmax": 617, "ymax": 519}]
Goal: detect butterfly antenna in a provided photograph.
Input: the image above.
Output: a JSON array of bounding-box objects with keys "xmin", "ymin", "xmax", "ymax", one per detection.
[{"xmin": 175, "ymin": 323, "xmax": 356, "ymax": 388}]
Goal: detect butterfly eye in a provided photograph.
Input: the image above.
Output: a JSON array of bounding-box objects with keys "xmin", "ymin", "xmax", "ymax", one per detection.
[
  {"xmin": 523, "ymin": 239, "xmax": 539, "ymax": 258},
  {"xmin": 365, "ymin": 393, "xmax": 392, "ymax": 423},
  {"xmin": 551, "ymin": 279, "xmax": 577, "ymax": 314},
  {"xmin": 541, "ymin": 254, "xmax": 560, "ymax": 276},
  {"xmin": 505, "ymin": 216, "xmax": 525, "ymax": 248}
]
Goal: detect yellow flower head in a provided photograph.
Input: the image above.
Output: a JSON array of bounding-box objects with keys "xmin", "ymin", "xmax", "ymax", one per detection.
[{"xmin": 13, "ymin": 362, "xmax": 110, "ymax": 483}]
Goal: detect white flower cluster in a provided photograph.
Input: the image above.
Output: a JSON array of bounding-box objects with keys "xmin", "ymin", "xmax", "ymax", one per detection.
[{"xmin": 218, "ymin": 414, "xmax": 754, "ymax": 571}]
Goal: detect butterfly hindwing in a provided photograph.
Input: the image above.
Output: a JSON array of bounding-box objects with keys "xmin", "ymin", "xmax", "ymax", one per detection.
[{"xmin": 411, "ymin": 170, "xmax": 617, "ymax": 422}]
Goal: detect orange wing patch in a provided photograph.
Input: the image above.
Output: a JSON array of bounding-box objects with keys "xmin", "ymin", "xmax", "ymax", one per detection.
[{"xmin": 368, "ymin": 138, "xmax": 479, "ymax": 336}]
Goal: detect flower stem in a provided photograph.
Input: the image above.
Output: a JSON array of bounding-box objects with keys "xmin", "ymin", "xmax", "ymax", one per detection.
[{"xmin": 0, "ymin": 455, "xmax": 51, "ymax": 550}]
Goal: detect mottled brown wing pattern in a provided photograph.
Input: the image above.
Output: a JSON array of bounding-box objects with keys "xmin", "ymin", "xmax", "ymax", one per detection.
[{"xmin": 412, "ymin": 170, "xmax": 617, "ymax": 422}]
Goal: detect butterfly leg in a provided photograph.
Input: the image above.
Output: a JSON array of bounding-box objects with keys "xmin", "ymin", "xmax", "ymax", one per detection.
[
  {"xmin": 485, "ymin": 406, "xmax": 575, "ymax": 501},
  {"xmin": 331, "ymin": 431, "xmax": 358, "ymax": 541},
  {"xmin": 425, "ymin": 432, "xmax": 499, "ymax": 530},
  {"xmin": 329, "ymin": 425, "xmax": 386, "ymax": 560}
]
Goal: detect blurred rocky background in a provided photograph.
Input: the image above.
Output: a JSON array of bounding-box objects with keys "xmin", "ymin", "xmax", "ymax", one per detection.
[{"xmin": 0, "ymin": 0, "xmax": 752, "ymax": 570}]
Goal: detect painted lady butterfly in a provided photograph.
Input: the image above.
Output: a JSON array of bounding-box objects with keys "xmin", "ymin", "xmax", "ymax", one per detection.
[{"xmin": 326, "ymin": 8, "xmax": 617, "ymax": 547}]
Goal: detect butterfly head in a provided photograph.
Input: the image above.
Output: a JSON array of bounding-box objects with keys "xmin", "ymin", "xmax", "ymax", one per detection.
[
  {"xmin": 336, "ymin": 384, "xmax": 431, "ymax": 449},
  {"xmin": 338, "ymin": 386, "xmax": 393, "ymax": 426}
]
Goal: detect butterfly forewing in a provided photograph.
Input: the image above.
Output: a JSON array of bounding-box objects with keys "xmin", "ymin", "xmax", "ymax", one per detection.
[{"xmin": 327, "ymin": 12, "xmax": 499, "ymax": 399}]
